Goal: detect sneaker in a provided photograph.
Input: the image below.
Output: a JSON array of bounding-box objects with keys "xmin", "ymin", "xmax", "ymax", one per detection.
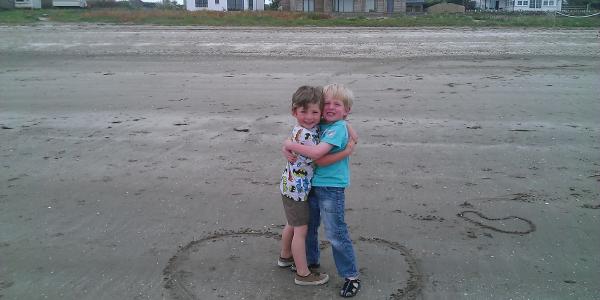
[
  {"xmin": 277, "ymin": 256, "xmax": 294, "ymax": 268},
  {"xmin": 290, "ymin": 263, "xmax": 320, "ymax": 273},
  {"xmin": 294, "ymin": 272, "xmax": 329, "ymax": 286},
  {"xmin": 340, "ymin": 278, "xmax": 361, "ymax": 297}
]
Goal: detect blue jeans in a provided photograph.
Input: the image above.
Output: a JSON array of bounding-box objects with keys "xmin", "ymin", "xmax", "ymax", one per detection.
[{"xmin": 306, "ymin": 186, "xmax": 359, "ymax": 278}]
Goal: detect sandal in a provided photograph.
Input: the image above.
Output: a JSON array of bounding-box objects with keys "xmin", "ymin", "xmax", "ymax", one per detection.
[{"xmin": 340, "ymin": 278, "xmax": 360, "ymax": 297}]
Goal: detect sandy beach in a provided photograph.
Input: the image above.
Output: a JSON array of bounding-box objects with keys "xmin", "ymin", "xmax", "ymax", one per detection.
[{"xmin": 0, "ymin": 24, "xmax": 599, "ymax": 299}]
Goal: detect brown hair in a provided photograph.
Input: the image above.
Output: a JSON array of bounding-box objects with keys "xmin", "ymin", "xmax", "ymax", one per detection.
[{"xmin": 291, "ymin": 85, "xmax": 323, "ymax": 111}]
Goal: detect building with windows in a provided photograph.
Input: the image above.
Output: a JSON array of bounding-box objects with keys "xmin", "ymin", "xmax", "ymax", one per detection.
[
  {"xmin": 282, "ymin": 0, "xmax": 411, "ymax": 13},
  {"xmin": 53, "ymin": 0, "xmax": 87, "ymax": 7},
  {"xmin": 474, "ymin": 0, "xmax": 562, "ymax": 11},
  {"xmin": 406, "ymin": 0, "xmax": 423, "ymax": 12},
  {"xmin": 14, "ymin": 0, "xmax": 41, "ymax": 8},
  {"xmin": 185, "ymin": 0, "xmax": 264, "ymax": 11}
]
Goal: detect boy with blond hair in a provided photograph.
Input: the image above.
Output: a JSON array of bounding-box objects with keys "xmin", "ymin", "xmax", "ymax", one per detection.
[{"xmin": 283, "ymin": 83, "xmax": 361, "ymax": 297}]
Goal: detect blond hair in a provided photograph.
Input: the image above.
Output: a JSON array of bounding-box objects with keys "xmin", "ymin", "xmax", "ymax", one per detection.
[{"xmin": 323, "ymin": 83, "xmax": 353, "ymax": 110}]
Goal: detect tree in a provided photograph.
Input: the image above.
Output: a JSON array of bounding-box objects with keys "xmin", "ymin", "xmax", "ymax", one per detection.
[{"xmin": 268, "ymin": 0, "xmax": 281, "ymax": 9}]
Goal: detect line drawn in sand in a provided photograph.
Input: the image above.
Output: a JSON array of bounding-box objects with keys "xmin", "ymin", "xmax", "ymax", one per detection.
[
  {"xmin": 162, "ymin": 228, "xmax": 423, "ymax": 300},
  {"xmin": 457, "ymin": 210, "xmax": 536, "ymax": 235}
]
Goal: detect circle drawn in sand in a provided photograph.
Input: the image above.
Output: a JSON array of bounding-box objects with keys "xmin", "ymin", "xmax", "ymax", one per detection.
[
  {"xmin": 357, "ymin": 236, "xmax": 423, "ymax": 299},
  {"xmin": 457, "ymin": 210, "xmax": 536, "ymax": 234},
  {"xmin": 162, "ymin": 228, "xmax": 422, "ymax": 300}
]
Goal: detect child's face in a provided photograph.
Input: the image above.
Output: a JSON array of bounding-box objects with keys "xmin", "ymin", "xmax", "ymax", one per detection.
[
  {"xmin": 322, "ymin": 96, "xmax": 350, "ymax": 123},
  {"xmin": 292, "ymin": 103, "xmax": 321, "ymax": 129}
]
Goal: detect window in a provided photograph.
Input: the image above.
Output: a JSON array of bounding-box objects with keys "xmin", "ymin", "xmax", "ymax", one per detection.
[
  {"xmin": 227, "ymin": 0, "xmax": 243, "ymax": 10},
  {"xmin": 215, "ymin": 0, "xmax": 219, "ymax": 4},
  {"xmin": 529, "ymin": 0, "xmax": 540, "ymax": 8},
  {"xmin": 543, "ymin": 0, "xmax": 547, "ymax": 4},
  {"xmin": 304, "ymin": 0, "xmax": 314, "ymax": 11},
  {"xmin": 333, "ymin": 0, "xmax": 354, "ymax": 12},
  {"xmin": 366, "ymin": 0, "xmax": 375, "ymax": 11},
  {"xmin": 517, "ymin": 0, "xmax": 522, "ymax": 5},
  {"xmin": 548, "ymin": 0, "xmax": 554, "ymax": 4},
  {"xmin": 195, "ymin": 0, "xmax": 207, "ymax": 7}
]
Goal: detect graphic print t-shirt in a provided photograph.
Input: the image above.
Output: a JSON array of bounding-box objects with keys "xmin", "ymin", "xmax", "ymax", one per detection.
[{"xmin": 280, "ymin": 125, "xmax": 319, "ymax": 201}]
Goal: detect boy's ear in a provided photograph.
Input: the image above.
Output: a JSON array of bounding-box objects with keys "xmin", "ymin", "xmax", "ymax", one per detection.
[{"xmin": 342, "ymin": 107, "xmax": 351, "ymax": 119}]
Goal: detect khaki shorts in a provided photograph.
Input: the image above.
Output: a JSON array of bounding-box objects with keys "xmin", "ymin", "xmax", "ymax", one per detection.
[{"xmin": 281, "ymin": 195, "xmax": 309, "ymax": 226}]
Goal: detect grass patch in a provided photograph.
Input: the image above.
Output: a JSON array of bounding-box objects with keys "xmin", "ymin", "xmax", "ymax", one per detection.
[
  {"xmin": 1, "ymin": 8, "xmax": 599, "ymax": 27},
  {"xmin": 0, "ymin": 9, "xmax": 49, "ymax": 23}
]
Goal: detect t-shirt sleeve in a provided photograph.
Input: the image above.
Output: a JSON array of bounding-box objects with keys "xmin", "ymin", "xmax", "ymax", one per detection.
[
  {"xmin": 291, "ymin": 126, "xmax": 317, "ymax": 163},
  {"xmin": 292, "ymin": 127, "xmax": 316, "ymax": 146},
  {"xmin": 320, "ymin": 122, "xmax": 347, "ymax": 151},
  {"xmin": 300, "ymin": 128, "xmax": 316, "ymax": 146}
]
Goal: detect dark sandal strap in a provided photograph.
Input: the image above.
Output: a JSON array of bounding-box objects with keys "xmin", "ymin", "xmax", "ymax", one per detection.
[{"xmin": 340, "ymin": 279, "xmax": 360, "ymax": 297}]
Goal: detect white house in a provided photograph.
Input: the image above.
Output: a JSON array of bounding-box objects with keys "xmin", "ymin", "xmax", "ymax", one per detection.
[
  {"xmin": 53, "ymin": 0, "xmax": 87, "ymax": 7},
  {"xmin": 14, "ymin": 0, "xmax": 41, "ymax": 8},
  {"xmin": 475, "ymin": 0, "xmax": 562, "ymax": 11},
  {"xmin": 185, "ymin": 0, "xmax": 264, "ymax": 11}
]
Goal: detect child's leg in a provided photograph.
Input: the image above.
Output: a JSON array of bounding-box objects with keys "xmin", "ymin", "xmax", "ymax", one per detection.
[
  {"xmin": 291, "ymin": 225, "xmax": 309, "ymax": 276},
  {"xmin": 316, "ymin": 187, "xmax": 359, "ymax": 279},
  {"xmin": 305, "ymin": 189, "xmax": 321, "ymax": 266},
  {"xmin": 280, "ymin": 224, "xmax": 293, "ymax": 259}
]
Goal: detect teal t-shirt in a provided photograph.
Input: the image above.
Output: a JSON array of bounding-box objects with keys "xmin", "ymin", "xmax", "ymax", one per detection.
[{"xmin": 312, "ymin": 120, "xmax": 350, "ymax": 188}]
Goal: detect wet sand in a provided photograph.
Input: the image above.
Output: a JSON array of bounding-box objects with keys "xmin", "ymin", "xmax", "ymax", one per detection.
[{"xmin": 0, "ymin": 25, "xmax": 599, "ymax": 299}]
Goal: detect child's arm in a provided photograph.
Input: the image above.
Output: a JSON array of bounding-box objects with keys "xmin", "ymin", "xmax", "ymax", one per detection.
[
  {"xmin": 284, "ymin": 139, "xmax": 333, "ymax": 160},
  {"xmin": 347, "ymin": 123, "xmax": 359, "ymax": 143},
  {"xmin": 315, "ymin": 139, "xmax": 355, "ymax": 166}
]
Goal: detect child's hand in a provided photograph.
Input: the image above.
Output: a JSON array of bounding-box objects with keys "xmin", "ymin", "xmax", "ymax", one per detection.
[
  {"xmin": 347, "ymin": 123, "xmax": 359, "ymax": 143},
  {"xmin": 282, "ymin": 145, "xmax": 297, "ymax": 163},
  {"xmin": 346, "ymin": 139, "xmax": 356, "ymax": 155},
  {"xmin": 282, "ymin": 139, "xmax": 297, "ymax": 162}
]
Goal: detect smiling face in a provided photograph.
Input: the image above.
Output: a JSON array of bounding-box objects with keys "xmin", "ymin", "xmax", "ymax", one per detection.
[
  {"xmin": 292, "ymin": 103, "xmax": 322, "ymax": 129},
  {"xmin": 322, "ymin": 95, "xmax": 350, "ymax": 123}
]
